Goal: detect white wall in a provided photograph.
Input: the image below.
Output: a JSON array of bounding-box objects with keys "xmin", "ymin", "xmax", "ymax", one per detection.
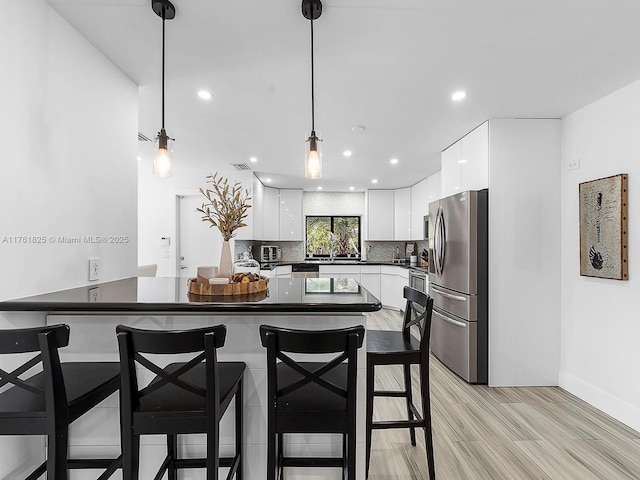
[
  {"xmin": 560, "ymin": 79, "xmax": 640, "ymax": 431},
  {"xmin": 488, "ymin": 119, "xmax": 562, "ymax": 387},
  {"xmin": 137, "ymin": 131, "xmax": 254, "ymax": 277},
  {"xmin": 0, "ymin": 0, "xmax": 138, "ymax": 476}
]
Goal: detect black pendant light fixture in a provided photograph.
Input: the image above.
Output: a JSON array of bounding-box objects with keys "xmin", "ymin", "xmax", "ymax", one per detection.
[
  {"xmin": 302, "ymin": 0, "xmax": 323, "ymax": 180},
  {"xmin": 152, "ymin": 0, "xmax": 176, "ymax": 178}
]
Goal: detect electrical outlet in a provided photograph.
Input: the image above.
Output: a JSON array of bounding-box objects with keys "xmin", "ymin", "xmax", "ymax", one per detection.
[
  {"xmin": 88, "ymin": 287, "xmax": 100, "ymax": 302},
  {"xmin": 89, "ymin": 257, "xmax": 101, "ymax": 281},
  {"xmin": 568, "ymin": 158, "xmax": 581, "ymax": 170}
]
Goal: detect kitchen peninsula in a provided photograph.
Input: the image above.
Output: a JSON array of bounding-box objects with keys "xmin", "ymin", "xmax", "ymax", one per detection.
[{"xmin": 0, "ymin": 277, "xmax": 381, "ymax": 480}]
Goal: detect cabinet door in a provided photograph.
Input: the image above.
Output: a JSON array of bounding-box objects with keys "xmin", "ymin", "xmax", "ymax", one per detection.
[
  {"xmin": 410, "ymin": 179, "xmax": 428, "ymax": 240},
  {"xmin": 460, "ymin": 121, "xmax": 489, "ymax": 191},
  {"xmin": 426, "ymin": 171, "xmax": 441, "ymax": 205},
  {"xmin": 252, "ymin": 176, "xmax": 264, "ymax": 240},
  {"xmin": 394, "ymin": 187, "xmax": 411, "ymax": 241},
  {"xmin": 368, "ymin": 190, "xmax": 394, "ymax": 240},
  {"xmin": 360, "ymin": 273, "xmax": 381, "ymax": 300},
  {"xmin": 279, "ymin": 189, "xmax": 303, "ymax": 241},
  {"xmin": 441, "ymin": 142, "xmax": 462, "ymax": 198},
  {"xmin": 380, "ymin": 273, "xmax": 396, "ymax": 309},
  {"xmin": 263, "ymin": 187, "xmax": 280, "ymax": 241}
]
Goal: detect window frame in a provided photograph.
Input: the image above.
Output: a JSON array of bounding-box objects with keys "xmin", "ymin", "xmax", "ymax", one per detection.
[{"xmin": 305, "ymin": 215, "xmax": 362, "ymax": 260}]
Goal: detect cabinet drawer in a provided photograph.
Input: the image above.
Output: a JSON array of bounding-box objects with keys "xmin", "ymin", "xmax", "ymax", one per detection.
[{"xmin": 431, "ymin": 307, "xmax": 477, "ymax": 383}]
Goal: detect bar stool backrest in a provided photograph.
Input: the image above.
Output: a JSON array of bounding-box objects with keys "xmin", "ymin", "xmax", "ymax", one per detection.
[
  {"xmin": 259, "ymin": 325, "xmax": 364, "ymax": 410},
  {"xmin": 0, "ymin": 324, "xmax": 70, "ymax": 415},
  {"xmin": 401, "ymin": 286, "xmax": 434, "ymax": 351},
  {"xmin": 116, "ymin": 324, "xmax": 227, "ymax": 415}
]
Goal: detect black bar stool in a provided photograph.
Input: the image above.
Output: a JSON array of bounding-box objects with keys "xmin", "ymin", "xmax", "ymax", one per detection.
[
  {"xmin": 365, "ymin": 286, "xmax": 436, "ymax": 479},
  {"xmin": 0, "ymin": 324, "xmax": 121, "ymax": 479},
  {"xmin": 260, "ymin": 324, "xmax": 364, "ymax": 480},
  {"xmin": 116, "ymin": 324, "xmax": 245, "ymax": 480}
]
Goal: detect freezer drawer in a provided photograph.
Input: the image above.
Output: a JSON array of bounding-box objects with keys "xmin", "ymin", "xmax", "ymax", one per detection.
[
  {"xmin": 430, "ymin": 307, "xmax": 477, "ymax": 383},
  {"xmin": 429, "ymin": 283, "xmax": 477, "ymax": 321}
]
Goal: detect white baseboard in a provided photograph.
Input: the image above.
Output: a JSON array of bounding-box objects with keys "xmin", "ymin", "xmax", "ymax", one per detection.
[{"xmin": 559, "ymin": 371, "xmax": 640, "ymax": 433}]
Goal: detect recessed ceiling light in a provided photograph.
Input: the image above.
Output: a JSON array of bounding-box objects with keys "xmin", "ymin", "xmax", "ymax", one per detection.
[
  {"xmin": 198, "ymin": 90, "xmax": 212, "ymax": 100},
  {"xmin": 317, "ymin": 186, "xmax": 323, "ymax": 190},
  {"xmin": 349, "ymin": 186, "xmax": 355, "ymax": 191},
  {"xmin": 249, "ymin": 156, "xmax": 258, "ymax": 163},
  {"xmin": 265, "ymin": 178, "xmax": 272, "ymax": 183},
  {"xmin": 452, "ymin": 90, "xmax": 466, "ymax": 102},
  {"xmin": 136, "ymin": 156, "xmax": 142, "ymax": 161},
  {"xmin": 458, "ymin": 158, "xmax": 468, "ymax": 164},
  {"xmin": 343, "ymin": 150, "xmax": 352, "ymax": 157},
  {"xmin": 371, "ymin": 179, "xmax": 378, "ymax": 184},
  {"xmin": 390, "ymin": 158, "xmax": 399, "ymax": 165},
  {"xmin": 351, "ymin": 125, "xmax": 366, "ymax": 134}
]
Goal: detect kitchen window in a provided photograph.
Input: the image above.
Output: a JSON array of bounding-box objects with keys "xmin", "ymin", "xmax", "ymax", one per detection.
[{"xmin": 305, "ymin": 216, "xmax": 361, "ymax": 259}]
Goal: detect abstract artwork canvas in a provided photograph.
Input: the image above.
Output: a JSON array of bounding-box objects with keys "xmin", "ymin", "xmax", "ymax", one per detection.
[{"xmin": 579, "ymin": 173, "xmax": 628, "ymax": 280}]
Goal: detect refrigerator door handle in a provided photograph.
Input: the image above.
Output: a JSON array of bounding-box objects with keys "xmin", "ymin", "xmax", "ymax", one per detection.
[
  {"xmin": 434, "ymin": 309, "xmax": 467, "ymax": 328},
  {"xmin": 431, "ymin": 286, "xmax": 467, "ymax": 302},
  {"xmin": 436, "ymin": 207, "xmax": 446, "ymax": 275}
]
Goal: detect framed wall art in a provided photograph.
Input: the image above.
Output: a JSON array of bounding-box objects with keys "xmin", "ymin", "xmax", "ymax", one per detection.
[{"xmin": 579, "ymin": 173, "xmax": 628, "ymax": 280}]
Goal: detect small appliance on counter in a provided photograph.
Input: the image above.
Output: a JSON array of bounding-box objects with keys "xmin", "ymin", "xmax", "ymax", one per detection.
[{"xmin": 260, "ymin": 245, "xmax": 280, "ymax": 263}]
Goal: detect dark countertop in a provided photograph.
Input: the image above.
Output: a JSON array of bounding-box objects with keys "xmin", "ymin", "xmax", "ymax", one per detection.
[
  {"xmin": 0, "ymin": 277, "xmax": 382, "ymax": 315},
  {"xmin": 261, "ymin": 261, "xmax": 429, "ymax": 273}
]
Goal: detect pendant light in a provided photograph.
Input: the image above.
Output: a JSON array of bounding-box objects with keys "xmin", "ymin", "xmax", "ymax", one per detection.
[
  {"xmin": 152, "ymin": 0, "xmax": 176, "ymax": 178},
  {"xmin": 302, "ymin": 0, "xmax": 323, "ymax": 180}
]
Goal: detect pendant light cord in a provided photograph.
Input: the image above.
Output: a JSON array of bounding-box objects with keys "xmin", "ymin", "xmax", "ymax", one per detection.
[
  {"xmin": 310, "ymin": 16, "xmax": 315, "ymax": 132},
  {"xmin": 161, "ymin": 8, "xmax": 166, "ymax": 129}
]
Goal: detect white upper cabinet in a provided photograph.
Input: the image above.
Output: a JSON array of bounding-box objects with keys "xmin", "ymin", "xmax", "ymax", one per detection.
[
  {"xmin": 426, "ymin": 171, "xmax": 441, "ymax": 206},
  {"xmin": 250, "ymin": 175, "xmax": 264, "ymax": 240},
  {"xmin": 231, "ymin": 171, "xmax": 255, "ymax": 240},
  {"xmin": 441, "ymin": 140, "xmax": 462, "ymax": 198},
  {"xmin": 278, "ymin": 189, "xmax": 303, "ymax": 241},
  {"xmin": 367, "ymin": 190, "xmax": 394, "ymax": 240},
  {"xmin": 394, "ymin": 187, "xmax": 411, "ymax": 241},
  {"xmin": 460, "ymin": 121, "xmax": 489, "ymax": 192},
  {"xmin": 441, "ymin": 121, "xmax": 488, "ymax": 198},
  {"xmin": 410, "ymin": 179, "xmax": 428, "ymax": 240},
  {"xmin": 263, "ymin": 186, "xmax": 280, "ymax": 241}
]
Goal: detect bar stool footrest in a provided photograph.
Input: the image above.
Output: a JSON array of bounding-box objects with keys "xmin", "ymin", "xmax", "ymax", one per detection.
[
  {"xmin": 372, "ymin": 419, "xmax": 425, "ymax": 430},
  {"xmin": 281, "ymin": 456, "xmax": 345, "ymax": 468}
]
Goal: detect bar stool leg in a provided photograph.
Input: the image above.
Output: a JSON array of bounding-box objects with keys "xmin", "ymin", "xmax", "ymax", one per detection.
[
  {"xmin": 347, "ymin": 432, "xmax": 356, "ymax": 480},
  {"xmin": 47, "ymin": 424, "xmax": 69, "ymax": 479},
  {"xmin": 235, "ymin": 380, "xmax": 243, "ymax": 480},
  {"xmin": 267, "ymin": 420, "xmax": 276, "ymax": 480},
  {"xmin": 167, "ymin": 434, "xmax": 178, "ymax": 480},
  {"xmin": 403, "ymin": 364, "xmax": 417, "ymax": 446},
  {"xmin": 206, "ymin": 421, "xmax": 220, "ymax": 480},
  {"xmin": 420, "ymin": 361, "xmax": 435, "ymax": 479},
  {"xmin": 122, "ymin": 433, "xmax": 140, "ymax": 480},
  {"xmin": 365, "ymin": 361, "xmax": 375, "ymax": 479}
]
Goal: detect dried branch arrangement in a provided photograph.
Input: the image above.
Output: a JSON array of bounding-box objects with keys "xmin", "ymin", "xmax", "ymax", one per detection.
[{"xmin": 196, "ymin": 172, "xmax": 252, "ymax": 241}]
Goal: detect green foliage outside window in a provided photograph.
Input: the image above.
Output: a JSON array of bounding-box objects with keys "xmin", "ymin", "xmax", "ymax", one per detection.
[{"xmin": 306, "ymin": 216, "xmax": 360, "ymax": 257}]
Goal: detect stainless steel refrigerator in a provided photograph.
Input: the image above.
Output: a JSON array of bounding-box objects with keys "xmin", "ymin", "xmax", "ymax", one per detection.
[{"xmin": 428, "ymin": 189, "xmax": 488, "ymax": 384}]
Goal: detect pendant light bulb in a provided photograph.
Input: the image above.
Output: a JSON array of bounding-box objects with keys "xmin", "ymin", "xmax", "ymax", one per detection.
[
  {"xmin": 154, "ymin": 128, "xmax": 173, "ymax": 178},
  {"xmin": 305, "ymin": 131, "xmax": 322, "ymax": 180}
]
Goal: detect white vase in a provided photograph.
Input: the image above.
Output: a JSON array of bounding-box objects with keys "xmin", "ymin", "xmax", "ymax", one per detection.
[{"xmin": 219, "ymin": 240, "xmax": 232, "ymax": 278}]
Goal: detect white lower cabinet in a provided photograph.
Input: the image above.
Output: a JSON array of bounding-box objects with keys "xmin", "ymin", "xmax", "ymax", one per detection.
[
  {"xmin": 359, "ymin": 265, "xmax": 381, "ymax": 300},
  {"xmin": 380, "ymin": 266, "xmax": 409, "ymax": 310},
  {"xmin": 319, "ymin": 265, "xmax": 361, "ymax": 282},
  {"xmin": 275, "ymin": 265, "xmax": 292, "ymax": 278}
]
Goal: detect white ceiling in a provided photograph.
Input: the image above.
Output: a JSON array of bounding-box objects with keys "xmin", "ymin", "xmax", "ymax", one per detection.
[{"xmin": 46, "ymin": 0, "xmax": 640, "ymax": 191}]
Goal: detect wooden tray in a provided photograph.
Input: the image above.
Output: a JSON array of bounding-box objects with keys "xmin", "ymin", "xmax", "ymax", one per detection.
[{"xmin": 188, "ymin": 276, "xmax": 268, "ymax": 296}]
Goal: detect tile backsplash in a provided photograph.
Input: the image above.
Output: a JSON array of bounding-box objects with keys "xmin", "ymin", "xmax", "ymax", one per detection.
[{"xmin": 236, "ymin": 239, "xmax": 428, "ymax": 264}]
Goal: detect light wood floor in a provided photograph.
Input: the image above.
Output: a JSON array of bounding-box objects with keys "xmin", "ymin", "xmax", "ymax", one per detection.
[{"xmin": 366, "ymin": 308, "xmax": 640, "ymax": 480}]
